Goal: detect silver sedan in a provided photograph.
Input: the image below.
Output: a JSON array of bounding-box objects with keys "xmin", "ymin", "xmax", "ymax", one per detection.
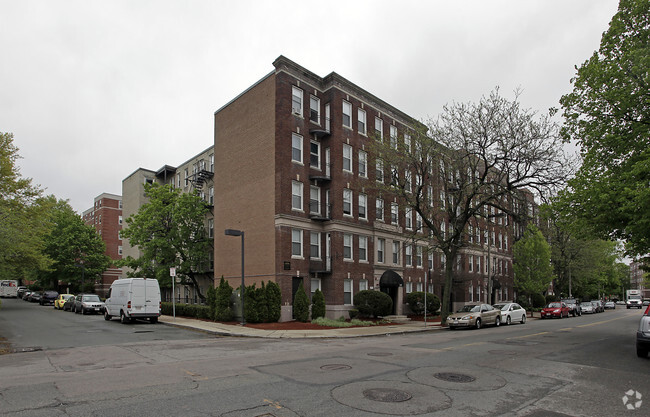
[{"xmin": 493, "ymin": 302, "xmax": 527, "ymax": 325}]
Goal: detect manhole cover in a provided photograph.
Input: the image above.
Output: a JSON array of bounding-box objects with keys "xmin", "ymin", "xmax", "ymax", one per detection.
[
  {"xmin": 433, "ymin": 372, "xmax": 476, "ymax": 383},
  {"xmin": 320, "ymin": 364, "xmax": 352, "ymax": 371},
  {"xmin": 363, "ymin": 388, "xmax": 412, "ymax": 402},
  {"xmin": 368, "ymin": 352, "xmax": 393, "ymax": 357}
]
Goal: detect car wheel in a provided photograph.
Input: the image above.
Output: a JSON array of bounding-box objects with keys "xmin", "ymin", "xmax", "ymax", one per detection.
[
  {"xmin": 120, "ymin": 311, "xmax": 129, "ymax": 324},
  {"xmin": 506, "ymin": 316, "xmax": 511, "ymax": 325},
  {"xmin": 150, "ymin": 317, "xmax": 158, "ymax": 324},
  {"xmin": 521, "ymin": 314, "xmax": 526, "ymax": 324},
  {"xmin": 637, "ymin": 346, "xmax": 648, "ymax": 358},
  {"xmin": 81, "ymin": 307, "xmax": 86, "ymax": 315},
  {"xmin": 74, "ymin": 306, "xmax": 80, "ymax": 314},
  {"xmin": 495, "ymin": 316, "xmax": 501, "ymax": 327},
  {"xmin": 475, "ymin": 318, "xmax": 482, "ymax": 329},
  {"xmin": 104, "ymin": 310, "xmax": 112, "ymax": 321}
]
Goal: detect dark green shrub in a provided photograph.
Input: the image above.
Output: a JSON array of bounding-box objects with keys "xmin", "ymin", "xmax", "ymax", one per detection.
[
  {"xmin": 545, "ymin": 294, "xmax": 558, "ymax": 303},
  {"xmin": 206, "ymin": 286, "xmax": 217, "ymax": 320},
  {"xmin": 348, "ymin": 309, "xmax": 359, "ymax": 319},
  {"xmin": 311, "ymin": 289, "xmax": 326, "ymax": 319},
  {"xmin": 215, "ymin": 277, "xmax": 234, "ymax": 321},
  {"xmin": 531, "ymin": 292, "xmax": 546, "ymax": 308},
  {"xmin": 405, "ymin": 292, "xmax": 440, "ymax": 315},
  {"xmin": 353, "ymin": 290, "xmax": 393, "ymax": 318},
  {"xmin": 256, "ymin": 282, "xmax": 269, "ymax": 323},
  {"xmin": 293, "ymin": 282, "xmax": 310, "ymax": 322},
  {"xmin": 244, "ymin": 284, "xmax": 260, "ymax": 323},
  {"xmin": 161, "ymin": 302, "xmax": 211, "ymax": 319},
  {"xmin": 516, "ymin": 296, "xmax": 531, "ymax": 309},
  {"xmin": 265, "ymin": 281, "xmax": 282, "ymax": 322}
]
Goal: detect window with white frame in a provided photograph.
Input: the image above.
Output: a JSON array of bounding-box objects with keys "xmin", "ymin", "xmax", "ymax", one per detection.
[
  {"xmin": 209, "ymin": 186, "xmax": 214, "ymax": 205},
  {"xmin": 291, "ymin": 181, "xmax": 303, "ymax": 211},
  {"xmin": 404, "ymin": 133, "xmax": 412, "ymax": 154},
  {"xmin": 375, "ymin": 117, "xmax": 383, "ymax": 139},
  {"xmin": 376, "ymin": 198, "xmax": 384, "ymax": 221},
  {"xmin": 343, "ymin": 144, "xmax": 352, "ymax": 172},
  {"xmin": 358, "ymin": 150, "xmax": 367, "ymax": 178},
  {"xmin": 342, "ymin": 100, "xmax": 352, "ymax": 128},
  {"xmin": 375, "ymin": 158, "xmax": 384, "ymax": 182},
  {"xmin": 359, "ymin": 279, "xmax": 368, "ymax": 291},
  {"xmin": 469, "ymin": 283, "xmax": 474, "ymax": 301},
  {"xmin": 428, "ymin": 252, "xmax": 434, "ymax": 270},
  {"xmin": 292, "ymin": 133, "xmax": 303, "ymax": 163},
  {"xmin": 405, "ymin": 209, "xmax": 413, "ymax": 230},
  {"xmin": 119, "ymin": 215, "xmax": 123, "ymax": 225},
  {"xmin": 311, "ymin": 278, "xmax": 321, "ymax": 299},
  {"xmin": 359, "ymin": 236, "xmax": 368, "ymax": 262},
  {"xmin": 310, "ymin": 232, "xmax": 320, "ymax": 259},
  {"xmin": 310, "ymin": 95, "xmax": 320, "ymax": 123},
  {"xmin": 469, "ymin": 254, "xmax": 474, "ymax": 272},
  {"xmin": 405, "ymin": 170, "xmax": 412, "ymax": 191},
  {"xmin": 476, "ymin": 255, "xmax": 481, "ymax": 273},
  {"xmin": 291, "ymin": 229, "xmax": 302, "ymax": 257},
  {"xmin": 118, "ymin": 245, "xmax": 123, "ymax": 256},
  {"xmin": 208, "ymin": 219, "xmax": 214, "ymax": 238},
  {"xmin": 405, "ymin": 244, "xmax": 412, "ymax": 266},
  {"xmin": 391, "ymin": 203, "xmax": 399, "ymax": 225},
  {"xmin": 292, "ymin": 86, "xmax": 303, "ymax": 115},
  {"xmin": 416, "ymin": 246, "xmax": 423, "ymax": 267},
  {"xmin": 416, "ymin": 212, "xmax": 422, "ymax": 232},
  {"xmin": 393, "ymin": 241, "xmax": 400, "ymax": 264},
  {"xmin": 310, "ymin": 186, "xmax": 320, "ymax": 214},
  {"xmin": 377, "ymin": 238, "xmax": 385, "ymax": 263},
  {"xmin": 344, "ymin": 279, "xmax": 353, "ymax": 304},
  {"xmin": 406, "ymin": 282, "xmax": 413, "ymax": 293},
  {"xmin": 343, "ymin": 234, "xmax": 353, "ymax": 260},
  {"xmin": 416, "ymin": 282, "xmax": 423, "ymax": 292},
  {"xmin": 343, "ymin": 188, "xmax": 352, "ymax": 216},
  {"xmin": 358, "ymin": 108, "xmax": 366, "ymax": 134},
  {"xmin": 310, "ymin": 141, "xmax": 320, "ymax": 168},
  {"xmin": 390, "ymin": 125, "xmax": 397, "ymax": 149},
  {"xmin": 358, "ymin": 193, "xmax": 367, "ymax": 220}
]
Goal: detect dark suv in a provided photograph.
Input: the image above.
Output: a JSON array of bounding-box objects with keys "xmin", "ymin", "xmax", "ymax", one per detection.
[{"xmin": 39, "ymin": 290, "xmax": 59, "ymax": 306}]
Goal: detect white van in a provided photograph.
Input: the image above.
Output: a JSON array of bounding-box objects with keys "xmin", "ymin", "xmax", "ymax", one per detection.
[{"xmin": 104, "ymin": 278, "xmax": 161, "ymax": 324}]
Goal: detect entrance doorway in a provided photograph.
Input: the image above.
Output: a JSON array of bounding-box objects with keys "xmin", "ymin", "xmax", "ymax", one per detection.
[{"xmin": 379, "ymin": 270, "xmax": 404, "ymax": 315}]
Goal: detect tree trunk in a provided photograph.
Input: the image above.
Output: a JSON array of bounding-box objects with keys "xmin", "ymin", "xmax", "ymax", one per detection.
[{"xmin": 440, "ymin": 252, "xmax": 455, "ymax": 325}]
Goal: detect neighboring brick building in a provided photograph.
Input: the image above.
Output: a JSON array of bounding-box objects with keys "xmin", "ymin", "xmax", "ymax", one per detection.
[
  {"xmin": 121, "ymin": 147, "xmax": 215, "ymax": 303},
  {"xmin": 214, "ymin": 56, "xmax": 527, "ymax": 321},
  {"xmin": 630, "ymin": 260, "xmax": 649, "ymax": 299},
  {"xmin": 82, "ymin": 193, "xmax": 123, "ymax": 295}
]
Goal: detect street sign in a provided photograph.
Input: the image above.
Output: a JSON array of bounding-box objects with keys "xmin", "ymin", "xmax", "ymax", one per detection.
[{"xmin": 170, "ymin": 267, "xmax": 176, "ymax": 277}]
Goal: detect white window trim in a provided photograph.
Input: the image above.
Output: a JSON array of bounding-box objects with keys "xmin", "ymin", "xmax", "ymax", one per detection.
[
  {"xmin": 291, "ymin": 181, "xmax": 303, "ymax": 212},
  {"xmin": 292, "ymin": 86, "xmax": 303, "ymax": 116},
  {"xmin": 359, "ymin": 235, "xmax": 368, "ymax": 263},
  {"xmin": 343, "ymin": 188, "xmax": 353, "ymax": 217},
  {"xmin": 343, "ymin": 233, "xmax": 353, "ymax": 261},
  {"xmin": 292, "ymin": 133, "xmax": 303, "ymax": 164},
  {"xmin": 343, "ymin": 144, "xmax": 353, "ymax": 173},
  {"xmin": 291, "ymin": 228, "xmax": 303, "ymax": 259},
  {"xmin": 342, "ymin": 100, "xmax": 352, "ymax": 129}
]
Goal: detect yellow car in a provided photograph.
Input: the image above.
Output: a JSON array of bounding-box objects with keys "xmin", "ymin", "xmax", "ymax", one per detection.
[{"xmin": 54, "ymin": 294, "xmax": 74, "ymax": 310}]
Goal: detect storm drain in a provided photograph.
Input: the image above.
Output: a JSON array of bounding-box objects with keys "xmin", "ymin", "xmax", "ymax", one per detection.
[
  {"xmin": 363, "ymin": 388, "xmax": 412, "ymax": 403},
  {"xmin": 320, "ymin": 364, "xmax": 351, "ymax": 371},
  {"xmin": 433, "ymin": 372, "xmax": 476, "ymax": 383}
]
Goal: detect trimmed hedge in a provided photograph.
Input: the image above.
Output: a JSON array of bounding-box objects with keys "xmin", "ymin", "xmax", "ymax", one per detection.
[
  {"xmin": 161, "ymin": 302, "xmax": 211, "ymax": 319},
  {"xmin": 215, "ymin": 277, "xmax": 234, "ymax": 321},
  {"xmin": 353, "ymin": 290, "xmax": 393, "ymax": 318},
  {"xmin": 405, "ymin": 292, "xmax": 440, "ymax": 315},
  {"xmin": 293, "ymin": 282, "xmax": 310, "ymax": 322},
  {"xmin": 311, "ymin": 288, "xmax": 326, "ymax": 319}
]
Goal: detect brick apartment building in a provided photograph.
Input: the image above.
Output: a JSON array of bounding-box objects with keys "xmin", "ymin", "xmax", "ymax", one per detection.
[
  {"xmin": 630, "ymin": 260, "xmax": 649, "ymax": 300},
  {"xmin": 215, "ymin": 56, "xmax": 532, "ymax": 321},
  {"xmin": 121, "ymin": 146, "xmax": 215, "ymax": 303},
  {"xmin": 82, "ymin": 193, "xmax": 123, "ymax": 295}
]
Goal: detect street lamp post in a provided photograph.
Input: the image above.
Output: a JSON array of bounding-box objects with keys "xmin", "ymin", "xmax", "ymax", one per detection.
[{"xmin": 225, "ymin": 229, "xmax": 245, "ymax": 325}]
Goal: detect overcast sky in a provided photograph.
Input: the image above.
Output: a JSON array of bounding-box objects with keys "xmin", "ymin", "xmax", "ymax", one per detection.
[{"xmin": 1, "ymin": 0, "xmax": 620, "ymax": 214}]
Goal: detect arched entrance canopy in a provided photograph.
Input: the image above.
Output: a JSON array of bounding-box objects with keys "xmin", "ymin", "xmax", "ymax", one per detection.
[{"xmin": 380, "ymin": 270, "xmax": 404, "ymax": 287}]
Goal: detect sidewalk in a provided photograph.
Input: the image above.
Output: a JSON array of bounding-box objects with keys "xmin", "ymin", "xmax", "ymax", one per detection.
[{"xmin": 158, "ymin": 315, "xmax": 443, "ymax": 338}]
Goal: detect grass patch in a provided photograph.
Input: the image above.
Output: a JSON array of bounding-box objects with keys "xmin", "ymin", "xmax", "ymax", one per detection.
[{"xmin": 312, "ymin": 317, "xmax": 381, "ymax": 328}]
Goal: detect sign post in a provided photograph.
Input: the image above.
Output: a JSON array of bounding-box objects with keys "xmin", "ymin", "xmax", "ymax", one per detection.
[{"xmin": 170, "ymin": 267, "xmax": 176, "ymax": 319}]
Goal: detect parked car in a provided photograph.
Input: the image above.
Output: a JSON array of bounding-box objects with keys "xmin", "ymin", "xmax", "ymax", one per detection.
[
  {"xmin": 541, "ymin": 302, "xmax": 570, "ymax": 319},
  {"xmin": 54, "ymin": 294, "xmax": 74, "ymax": 310},
  {"xmin": 447, "ymin": 304, "xmax": 501, "ymax": 329},
  {"xmin": 104, "ymin": 278, "xmax": 161, "ymax": 324},
  {"xmin": 62, "ymin": 296, "xmax": 76, "ymax": 311},
  {"xmin": 28, "ymin": 292, "xmax": 42, "ymax": 303},
  {"xmin": 16, "ymin": 287, "xmax": 28, "ymax": 298},
  {"xmin": 580, "ymin": 302, "xmax": 595, "ymax": 314},
  {"xmin": 604, "ymin": 301, "xmax": 616, "ymax": 310},
  {"xmin": 39, "ymin": 290, "xmax": 59, "ymax": 306},
  {"xmin": 591, "ymin": 300, "xmax": 604, "ymax": 313},
  {"xmin": 493, "ymin": 302, "xmax": 527, "ymax": 325},
  {"xmin": 73, "ymin": 294, "xmax": 105, "ymax": 315},
  {"xmin": 21, "ymin": 291, "xmax": 33, "ymax": 301},
  {"xmin": 561, "ymin": 299, "xmax": 581, "ymax": 316},
  {"xmin": 636, "ymin": 305, "xmax": 650, "ymax": 358}
]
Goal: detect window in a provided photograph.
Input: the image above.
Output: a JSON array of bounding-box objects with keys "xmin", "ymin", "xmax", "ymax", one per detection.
[
  {"xmin": 359, "ymin": 279, "xmax": 368, "ymax": 291},
  {"xmin": 311, "ymin": 278, "xmax": 321, "ymax": 299},
  {"xmin": 404, "ymin": 133, "xmax": 412, "ymax": 154},
  {"xmin": 310, "ymin": 232, "xmax": 320, "ymax": 259},
  {"xmin": 344, "ymin": 279, "xmax": 352, "ymax": 304},
  {"xmin": 416, "ymin": 246, "xmax": 423, "ymax": 267},
  {"xmin": 406, "ymin": 282, "xmax": 413, "ymax": 294},
  {"xmin": 209, "ymin": 186, "xmax": 214, "ymax": 205},
  {"xmin": 343, "ymin": 189, "xmax": 352, "ymax": 216},
  {"xmin": 292, "ymin": 133, "xmax": 303, "ymax": 163},
  {"xmin": 358, "ymin": 150, "xmax": 367, "ymax": 178},
  {"xmin": 375, "ymin": 159, "xmax": 384, "ymax": 183},
  {"xmin": 342, "ymin": 100, "xmax": 352, "ymax": 128},
  {"xmin": 393, "ymin": 241, "xmax": 400, "ymax": 264},
  {"xmin": 376, "ymin": 198, "xmax": 384, "ymax": 221},
  {"xmin": 310, "ymin": 186, "xmax": 320, "ymax": 214},
  {"xmin": 358, "ymin": 193, "xmax": 367, "ymax": 219},
  {"xmin": 358, "ymin": 108, "xmax": 366, "ymax": 134},
  {"xmin": 291, "ymin": 229, "xmax": 302, "ymax": 257},
  {"xmin": 343, "ymin": 144, "xmax": 352, "ymax": 172},
  {"xmin": 405, "ymin": 209, "xmax": 413, "ymax": 230},
  {"xmin": 118, "ymin": 246, "xmax": 123, "ymax": 256},
  {"xmin": 292, "ymin": 86, "xmax": 303, "ymax": 115},
  {"xmin": 469, "ymin": 284, "xmax": 474, "ymax": 302},
  {"xmin": 343, "ymin": 234, "xmax": 353, "ymax": 260},
  {"xmin": 405, "ymin": 244, "xmax": 412, "ymax": 266},
  {"xmin": 416, "ymin": 282, "xmax": 423, "ymax": 292},
  {"xmin": 310, "ymin": 95, "xmax": 320, "ymax": 123},
  {"xmin": 359, "ymin": 236, "xmax": 368, "ymax": 262},
  {"xmin": 416, "ymin": 212, "xmax": 422, "ymax": 232},
  {"xmin": 391, "ymin": 203, "xmax": 398, "ymax": 225},
  {"xmin": 405, "ymin": 170, "xmax": 412, "ymax": 191},
  {"xmin": 118, "ymin": 215, "xmax": 123, "ymax": 225},
  {"xmin": 375, "ymin": 117, "xmax": 383, "ymax": 139},
  {"xmin": 469, "ymin": 255, "xmax": 474, "ymax": 272},
  {"xmin": 377, "ymin": 238, "xmax": 385, "ymax": 263},
  {"xmin": 477, "ymin": 256, "xmax": 481, "ymax": 273},
  {"xmin": 291, "ymin": 181, "xmax": 303, "ymax": 211},
  {"xmin": 428, "ymin": 252, "xmax": 434, "ymax": 270},
  {"xmin": 310, "ymin": 141, "xmax": 320, "ymax": 168},
  {"xmin": 184, "ymin": 169, "xmax": 188, "ymax": 186},
  {"xmin": 390, "ymin": 125, "xmax": 397, "ymax": 149},
  {"xmin": 208, "ymin": 218, "xmax": 214, "ymax": 238}
]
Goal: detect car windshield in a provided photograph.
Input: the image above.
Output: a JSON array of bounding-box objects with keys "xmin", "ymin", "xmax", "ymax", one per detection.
[
  {"xmin": 581, "ymin": 303, "xmax": 592, "ymax": 307},
  {"xmin": 493, "ymin": 304, "xmax": 507, "ymax": 311},
  {"xmin": 83, "ymin": 295, "xmax": 101, "ymax": 302},
  {"xmin": 63, "ymin": 295, "xmax": 73, "ymax": 299},
  {"xmin": 547, "ymin": 302, "xmax": 561, "ymax": 308},
  {"xmin": 458, "ymin": 305, "xmax": 481, "ymax": 313}
]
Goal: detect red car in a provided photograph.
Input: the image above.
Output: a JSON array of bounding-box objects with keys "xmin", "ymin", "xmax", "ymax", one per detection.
[{"xmin": 541, "ymin": 302, "xmax": 570, "ymax": 319}]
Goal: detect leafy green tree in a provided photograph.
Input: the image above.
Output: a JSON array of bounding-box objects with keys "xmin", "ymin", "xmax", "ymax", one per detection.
[
  {"xmin": 119, "ymin": 183, "xmax": 212, "ymax": 300},
  {"xmin": 40, "ymin": 200, "xmax": 111, "ymax": 291},
  {"xmin": 311, "ymin": 288, "xmax": 326, "ymax": 320},
  {"xmin": 513, "ymin": 224, "xmax": 554, "ymax": 298},
  {"xmin": 0, "ymin": 132, "xmax": 54, "ymax": 281},
  {"xmin": 559, "ymin": 0, "xmax": 650, "ymax": 256},
  {"xmin": 215, "ymin": 276, "xmax": 234, "ymax": 321},
  {"xmin": 293, "ymin": 282, "xmax": 310, "ymax": 322},
  {"xmin": 265, "ymin": 281, "xmax": 282, "ymax": 322},
  {"xmin": 369, "ymin": 90, "xmax": 570, "ymax": 324},
  {"xmin": 206, "ymin": 286, "xmax": 217, "ymax": 319}
]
